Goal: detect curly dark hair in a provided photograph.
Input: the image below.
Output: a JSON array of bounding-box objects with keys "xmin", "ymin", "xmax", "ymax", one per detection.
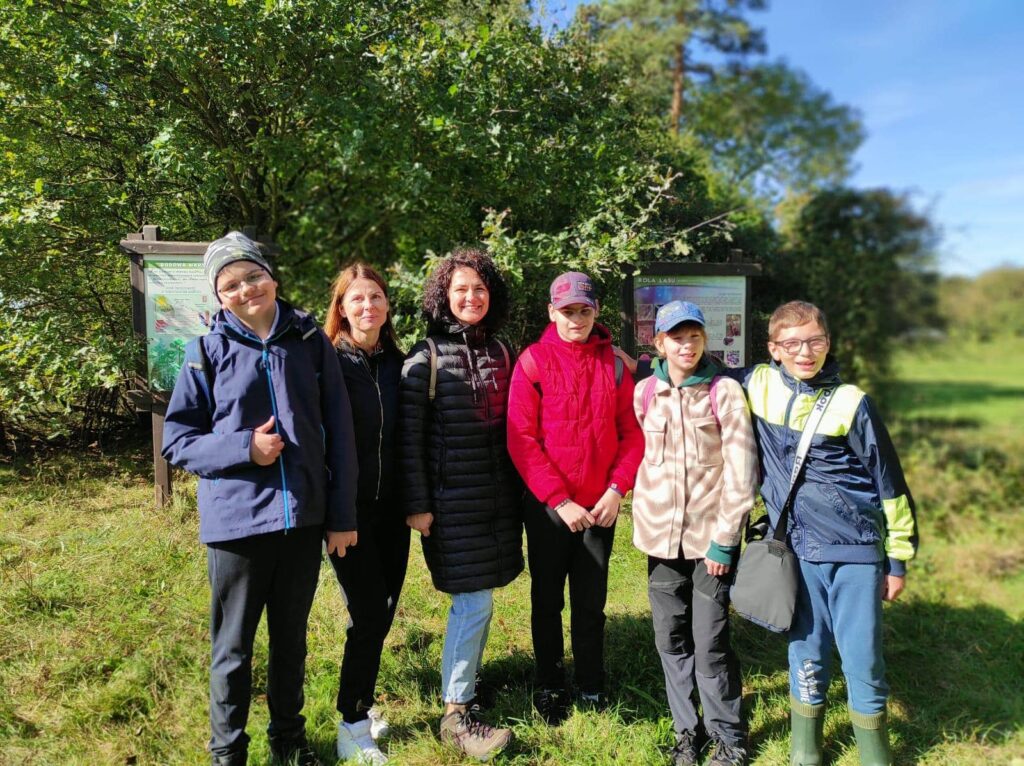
[{"xmin": 421, "ymin": 246, "xmax": 510, "ymax": 333}]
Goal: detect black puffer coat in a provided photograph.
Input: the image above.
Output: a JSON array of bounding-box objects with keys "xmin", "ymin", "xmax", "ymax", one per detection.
[
  {"xmin": 336, "ymin": 339, "xmax": 403, "ymax": 510},
  {"xmin": 398, "ymin": 322, "xmax": 524, "ymax": 594}
]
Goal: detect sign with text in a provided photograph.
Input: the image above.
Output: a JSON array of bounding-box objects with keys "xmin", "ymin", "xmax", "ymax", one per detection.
[
  {"xmin": 621, "ymin": 263, "xmax": 760, "ymax": 369},
  {"xmin": 142, "ymin": 255, "xmax": 212, "ymax": 391}
]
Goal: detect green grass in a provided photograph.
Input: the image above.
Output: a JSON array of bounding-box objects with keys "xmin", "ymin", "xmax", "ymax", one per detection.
[{"xmin": 2, "ymin": 337, "xmax": 1022, "ymax": 765}]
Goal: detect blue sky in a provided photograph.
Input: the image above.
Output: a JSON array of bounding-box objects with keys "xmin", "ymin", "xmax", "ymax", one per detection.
[{"xmin": 541, "ymin": 0, "xmax": 1024, "ymax": 276}]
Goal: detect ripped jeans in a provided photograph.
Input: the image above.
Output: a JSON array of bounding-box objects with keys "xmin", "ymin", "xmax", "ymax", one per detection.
[{"xmin": 788, "ymin": 560, "xmax": 889, "ymax": 715}]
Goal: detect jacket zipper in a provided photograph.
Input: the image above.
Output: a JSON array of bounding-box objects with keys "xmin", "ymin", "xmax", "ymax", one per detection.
[
  {"xmin": 262, "ymin": 343, "xmax": 293, "ymax": 532},
  {"xmin": 359, "ymin": 351, "xmax": 385, "ymax": 502}
]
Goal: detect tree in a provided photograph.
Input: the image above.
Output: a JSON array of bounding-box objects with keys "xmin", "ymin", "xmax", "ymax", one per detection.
[
  {"xmin": 577, "ymin": 0, "xmax": 862, "ymax": 199},
  {"xmin": 768, "ymin": 188, "xmax": 938, "ymax": 387},
  {"xmin": 1, "ymin": 0, "xmax": 761, "ymax": 440}
]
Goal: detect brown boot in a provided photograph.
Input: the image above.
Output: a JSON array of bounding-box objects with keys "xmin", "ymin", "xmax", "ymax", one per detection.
[{"xmin": 440, "ymin": 708, "xmax": 512, "ymax": 760}]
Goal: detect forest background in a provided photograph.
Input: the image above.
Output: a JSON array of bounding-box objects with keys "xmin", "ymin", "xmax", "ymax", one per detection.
[{"xmin": 1, "ymin": 1, "xmax": 1022, "ymax": 764}]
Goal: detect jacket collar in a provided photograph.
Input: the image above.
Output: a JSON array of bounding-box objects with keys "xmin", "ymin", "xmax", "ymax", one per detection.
[
  {"xmin": 538, "ymin": 321, "xmax": 613, "ymax": 351},
  {"xmin": 773, "ymin": 355, "xmax": 842, "ymax": 394},
  {"xmin": 210, "ymin": 299, "xmax": 314, "ymax": 345}
]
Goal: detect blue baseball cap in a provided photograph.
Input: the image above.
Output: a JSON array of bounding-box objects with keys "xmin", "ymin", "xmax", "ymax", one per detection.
[{"xmin": 655, "ymin": 301, "xmax": 705, "ymax": 334}]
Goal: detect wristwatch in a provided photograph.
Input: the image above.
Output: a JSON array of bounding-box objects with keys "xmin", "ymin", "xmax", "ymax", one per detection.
[{"xmin": 608, "ymin": 483, "xmax": 624, "ymax": 497}]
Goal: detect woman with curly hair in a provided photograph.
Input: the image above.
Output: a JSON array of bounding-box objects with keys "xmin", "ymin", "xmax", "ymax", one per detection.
[
  {"xmin": 323, "ymin": 263, "xmax": 408, "ymax": 765},
  {"xmin": 399, "ymin": 247, "xmax": 524, "ymax": 760}
]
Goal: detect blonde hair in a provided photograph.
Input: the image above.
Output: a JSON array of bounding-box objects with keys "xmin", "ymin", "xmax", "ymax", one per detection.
[
  {"xmin": 768, "ymin": 301, "xmax": 829, "ymax": 340},
  {"xmin": 324, "ymin": 262, "xmax": 400, "ymax": 349},
  {"xmin": 654, "ymin": 321, "xmax": 707, "ymax": 358}
]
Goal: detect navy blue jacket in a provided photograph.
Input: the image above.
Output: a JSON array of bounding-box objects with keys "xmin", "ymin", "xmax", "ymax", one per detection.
[
  {"xmin": 162, "ymin": 300, "xmax": 358, "ymax": 544},
  {"xmin": 737, "ymin": 358, "xmax": 918, "ymax": 575}
]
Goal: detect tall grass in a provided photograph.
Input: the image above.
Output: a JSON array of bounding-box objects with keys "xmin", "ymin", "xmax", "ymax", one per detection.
[{"xmin": 2, "ymin": 338, "xmax": 1022, "ymax": 765}]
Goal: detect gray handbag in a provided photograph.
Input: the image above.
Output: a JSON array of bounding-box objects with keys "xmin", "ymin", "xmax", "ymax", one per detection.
[{"xmin": 731, "ymin": 386, "xmax": 837, "ymax": 633}]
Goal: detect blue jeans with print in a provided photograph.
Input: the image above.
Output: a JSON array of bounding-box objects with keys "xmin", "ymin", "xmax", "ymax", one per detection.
[
  {"xmin": 441, "ymin": 589, "xmax": 494, "ymax": 704},
  {"xmin": 788, "ymin": 559, "xmax": 889, "ymax": 714}
]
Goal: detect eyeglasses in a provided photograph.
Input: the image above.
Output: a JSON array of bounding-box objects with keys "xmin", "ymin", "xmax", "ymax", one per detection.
[
  {"xmin": 771, "ymin": 335, "xmax": 828, "ymax": 355},
  {"xmin": 217, "ymin": 269, "xmax": 270, "ymax": 298}
]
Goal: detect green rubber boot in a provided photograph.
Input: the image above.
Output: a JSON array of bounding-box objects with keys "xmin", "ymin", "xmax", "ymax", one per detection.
[
  {"xmin": 790, "ymin": 696, "xmax": 825, "ymax": 766},
  {"xmin": 849, "ymin": 708, "xmax": 891, "ymax": 766}
]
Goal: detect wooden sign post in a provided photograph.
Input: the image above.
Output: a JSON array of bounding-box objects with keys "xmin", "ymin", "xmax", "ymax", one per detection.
[{"xmin": 121, "ymin": 225, "xmax": 273, "ymax": 507}]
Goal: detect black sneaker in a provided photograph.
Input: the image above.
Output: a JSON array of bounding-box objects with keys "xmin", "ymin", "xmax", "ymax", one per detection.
[
  {"xmin": 269, "ymin": 734, "xmax": 322, "ymax": 766},
  {"xmin": 669, "ymin": 729, "xmax": 701, "ymax": 766},
  {"xmin": 532, "ymin": 687, "xmax": 570, "ymax": 725},
  {"xmin": 707, "ymin": 736, "xmax": 747, "ymax": 766}
]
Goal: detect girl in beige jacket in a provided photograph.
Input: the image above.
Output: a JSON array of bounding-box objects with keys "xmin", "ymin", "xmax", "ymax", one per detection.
[{"xmin": 631, "ymin": 301, "xmax": 758, "ymax": 766}]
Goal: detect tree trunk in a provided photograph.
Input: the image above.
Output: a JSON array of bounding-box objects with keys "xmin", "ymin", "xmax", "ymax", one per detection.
[{"xmin": 670, "ymin": 40, "xmax": 685, "ymax": 134}]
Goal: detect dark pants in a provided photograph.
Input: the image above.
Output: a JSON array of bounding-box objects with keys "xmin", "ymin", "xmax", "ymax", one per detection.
[
  {"xmin": 329, "ymin": 505, "xmax": 411, "ymax": 722},
  {"xmin": 525, "ymin": 498, "xmax": 615, "ymax": 694},
  {"xmin": 206, "ymin": 525, "xmax": 323, "ymax": 759},
  {"xmin": 648, "ymin": 556, "xmax": 745, "ymax": 746}
]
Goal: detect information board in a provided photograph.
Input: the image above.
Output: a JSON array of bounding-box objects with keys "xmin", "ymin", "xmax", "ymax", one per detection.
[
  {"xmin": 621, "ymin": 262, "xmax": 760, "ymax": 370},
  {"xmin": 142, "ymin": 255, "xmax": 212, "ymax": 391}
]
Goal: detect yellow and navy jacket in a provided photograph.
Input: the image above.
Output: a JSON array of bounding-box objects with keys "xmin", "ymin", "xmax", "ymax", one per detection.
[{"xmin": 736, "ymin": 359, "xmax": 918, "ymax": 575}]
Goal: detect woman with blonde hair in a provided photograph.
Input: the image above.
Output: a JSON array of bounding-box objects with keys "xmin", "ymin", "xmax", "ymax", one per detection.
[{"xmin": 324, "ymin": 262, "xmax": 408, "ymax": 765}]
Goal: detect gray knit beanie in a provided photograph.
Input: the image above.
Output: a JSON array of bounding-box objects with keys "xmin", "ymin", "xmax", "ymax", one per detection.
[{"xmin": 203, "ymin": 231, "xmax": 274, "ymax": 294}]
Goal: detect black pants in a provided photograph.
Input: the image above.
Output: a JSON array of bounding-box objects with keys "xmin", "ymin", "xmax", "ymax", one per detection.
[
  {"xmin": 648, "ymin": 555, "xmax": 745, "ymax": 746},
  {"xmin": 525, "ymin": 498, "xmax": 615, "ymax": 694},
  {"xmin": 206, "ymin": 525, "xmax": 323, "ymax": 759},
  {"xmin": 329, "ymin": 504, "xmax": 411, "ymax": 722}
]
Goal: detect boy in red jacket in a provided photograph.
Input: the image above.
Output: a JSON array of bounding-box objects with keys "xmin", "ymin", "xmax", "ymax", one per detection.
[{"xmin": 507, "ymin": 271, "xmax": 644, "ymax": 724}]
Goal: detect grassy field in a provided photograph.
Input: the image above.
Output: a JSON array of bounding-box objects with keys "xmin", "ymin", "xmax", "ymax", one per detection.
[{"xmin": 2, "ymin": 338, "xmax": 1022, "ymax": 765}]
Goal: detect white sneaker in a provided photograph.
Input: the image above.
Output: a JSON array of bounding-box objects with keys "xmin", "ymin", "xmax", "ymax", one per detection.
[
  {"xmin": 337, "ymin": 718, "xmax": 387, "ymax": 765},
  {"xmin": 367, "ymin": 706, "xmax": 390, "ymax": 740}
]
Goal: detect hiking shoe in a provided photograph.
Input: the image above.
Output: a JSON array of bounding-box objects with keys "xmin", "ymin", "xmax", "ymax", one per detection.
[
  {"xmin": 669, "ymin": 730, "xmax": 702, "ymax": 766},
  {"xmin": 439, "ymin": 709, "xmax": 512, "ymax": 760},
  {"xmin": 367, "ymin": 706, "xmax": 389, "ymax": 740},
  {"xmin": 337, "ymin": 718, "xmax": 387, "ymax": 765},
  {"xmin": 707, "ymin": 736, "xmax": 747, "ymax": 766},
  {"xmin": 532, "ymin": 687, "xmax": 570, "ymax": 725},
  {"xmin": 269, "ymin": 734, "xmax": 322, "ymax": 766}
]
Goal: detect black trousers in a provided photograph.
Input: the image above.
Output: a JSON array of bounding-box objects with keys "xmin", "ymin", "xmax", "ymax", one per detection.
[
  {"xmin": 648, "ymin": 555, "xmax": 745, "ymax": 746},
  {"xmin": 206, "ymin": 524, "xmax": 323, "ymax": 759},
  {"xmin": 525, "ymin": 497, "xmax": 615, "ymax": 694},
  {"xmin": 329, "ymin": 504, "xmax": 411, "ymax": 722}
]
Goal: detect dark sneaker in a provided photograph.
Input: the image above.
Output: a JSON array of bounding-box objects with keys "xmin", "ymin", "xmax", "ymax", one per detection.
[
  {"xmin": 707, "ymin": 736, "xmax": 747, "ymax": 766},
  {"xmin": 211, "ymin": 753, "xmax": 247, "ymax": 766},
  {"xmin": 669, "ymin": 729, "xmax": 702, "ymax": 766},
  {"xmin": 269, "ymin": 734, "xmax": 322, "ymax": 766},
  {"xmin": 533, "ymin": 688, "xmax": 570, "ymax": 725},
  {"xmin": 439, "ymin": 709, "xmax": 512, "ymax": 760}
]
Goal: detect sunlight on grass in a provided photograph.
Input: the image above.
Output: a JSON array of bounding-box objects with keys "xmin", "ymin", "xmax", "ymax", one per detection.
[{"xmin": 2, "ymin": 337, "xmax": 1023, "ymax": 764}]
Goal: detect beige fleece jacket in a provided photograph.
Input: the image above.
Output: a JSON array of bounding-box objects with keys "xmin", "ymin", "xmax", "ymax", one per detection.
[{"xmin": 631, "ymin": 374, "xmax": 758, "ymax": 561}]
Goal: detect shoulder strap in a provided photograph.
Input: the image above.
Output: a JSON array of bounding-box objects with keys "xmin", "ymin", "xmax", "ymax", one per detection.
[
  {"xmin": 424, "ymin": 337, "xmax": 438, "ymax": 402},
  {"xmin": 613, "ymin": 354, "xmax": 624, "ymax": 386},
  {"xmin": 495, "ymin": 339, "xmax": 511, "ymax": 377},
  {"xmin": 519, "ymin": 346, "xmax": 542, "ymax": 394},
  {"xmin": 773, "ymin": 385, "xmax": 838, "ymax": 542},
  {"xmin": 640, "ymin": 375, "xmax": 658, "ymax": 418},
  {"xmin": 184, "ymin": 335, "xmax": 214, "ymax": 413}
]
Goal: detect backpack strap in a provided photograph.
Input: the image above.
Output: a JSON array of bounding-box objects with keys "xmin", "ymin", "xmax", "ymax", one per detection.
[
  {"xmin": 495, "ymin": 338, "xmax": 511, "ymax": 378},
  {"xmin": 640, "ymin": 375, "xmax": 657, "ymax": 419},
  {"xmin": 518, "ymin": 346, "xmax": 542, "ymax": 394},
  {"xmin": 184, "ymin": 335, "xmax": 214, "ymax": 413},
  {"xmin": 613, "ymin": 354, "xmax": 624, "ymax": 386},
  {"xmin": 425, "ymin": 337, "xmax": 438, "ymax": 402}
]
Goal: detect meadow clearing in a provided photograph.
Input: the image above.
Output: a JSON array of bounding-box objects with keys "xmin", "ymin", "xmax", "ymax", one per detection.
[{"xmin": 2, "ymin": 338, "xmax": 1022, "ymax": 765}]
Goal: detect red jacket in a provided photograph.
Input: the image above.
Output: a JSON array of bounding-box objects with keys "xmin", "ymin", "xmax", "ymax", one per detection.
[{"xmin": 507, "ymin": 322, "xmax": 644, "ymax": 508}]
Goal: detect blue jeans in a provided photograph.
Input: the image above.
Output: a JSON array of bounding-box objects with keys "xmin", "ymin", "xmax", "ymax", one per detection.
[
  {"xmin": 441, "ymin": 589, "xmax": 494, "ymax": 704},
  {"xmin": 788, "ymin": 560, "xmax": 888, "ymax": 714}
]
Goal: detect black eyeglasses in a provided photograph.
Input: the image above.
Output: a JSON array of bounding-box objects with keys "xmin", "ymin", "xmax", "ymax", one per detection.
[{"xmin": 771, "ymin": 335, "xmax": 828, "ymax": 355}]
